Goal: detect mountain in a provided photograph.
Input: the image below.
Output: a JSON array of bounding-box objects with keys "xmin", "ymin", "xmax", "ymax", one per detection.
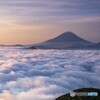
[
  {"xmin": 30, "ymin": 32, "xmax": 94, "ymax": 49},
  {"xmin": 56, "ymin": 88, "xmax": 100, "ymax": 100},
  {"xmin": 12, "ymin": 44, "xmax": 24, "ymax": 47},
  {"xmin": 84, "ymin": 42, "xmax": 100, "ymax": 49},
  {"xmin": 45, "ymin": 32, "xmax": 91, "ymax": 43}
]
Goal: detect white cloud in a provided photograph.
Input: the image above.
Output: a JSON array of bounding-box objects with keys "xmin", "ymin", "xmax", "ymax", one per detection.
[{"xmin": 0, "ymin": 47, "xmax": 100, "ymax": 100}]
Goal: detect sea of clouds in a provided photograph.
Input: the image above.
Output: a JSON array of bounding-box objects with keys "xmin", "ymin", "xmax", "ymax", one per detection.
[{"xmin": 0, "ymin": 47, "xmax": 100, "ymax": 100}]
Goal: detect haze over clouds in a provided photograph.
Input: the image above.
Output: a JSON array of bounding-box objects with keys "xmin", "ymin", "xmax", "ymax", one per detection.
[
  {"xmin": 0, "ymin": 0, "xmax": 100, "ymax": 44},
  {"xmin": 0, "ymin": 47, "xmax": 100, "ymax": 100}
]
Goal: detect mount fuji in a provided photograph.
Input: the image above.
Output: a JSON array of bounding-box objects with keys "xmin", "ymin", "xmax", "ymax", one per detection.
[{"xmin": 30, "ymin": 32, "xmax": 99, "ymax": 49}]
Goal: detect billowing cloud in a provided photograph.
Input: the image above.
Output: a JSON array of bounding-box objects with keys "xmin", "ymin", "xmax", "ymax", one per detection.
[{"xmin": 0, "ymin": 47, "xmax": 100, "ymax": 100}]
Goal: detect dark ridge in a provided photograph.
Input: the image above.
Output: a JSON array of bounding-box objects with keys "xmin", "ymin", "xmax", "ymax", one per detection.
[
  {"xmin": 84, "ymin": 42, "xmax": 100, "ymax": 49},
  {"xmin": 12, "ymin": 44, "xmax": 23, "ymax": 46},
  {"xmin": 29, "ymin": 46, "xmax": 37, "ymax": 49},
  {"xmin": 56, "ymin": 88, "xmax": 100, "ymax": 100}
]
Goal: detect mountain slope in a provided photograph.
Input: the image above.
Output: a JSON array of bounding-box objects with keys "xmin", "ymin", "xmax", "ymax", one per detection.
[
  {"xmin": 30, "ymin": 32, "xmax": 93, "ymax": 49},
  {"xmin": 84, "ymin": 42, "xmax": 100, "ymax": 49},
  {"xmin": 45, "ymin": 32, "xmax": 91, "ymax": 43}
]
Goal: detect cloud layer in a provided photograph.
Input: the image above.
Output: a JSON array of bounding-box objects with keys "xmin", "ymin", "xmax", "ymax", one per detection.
[{"xmin": 0, "ymin": 47, "xmax": 100, "ymax": 100}]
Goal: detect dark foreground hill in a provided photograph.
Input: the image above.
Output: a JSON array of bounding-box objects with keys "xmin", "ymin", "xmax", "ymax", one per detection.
[
  {"xmin": 56, "ymin": 88, "xmax": 100, "ymax": 100},
  {"xmin": 29, "ymin": 32, "xmax": 100, "ymax": 49}
]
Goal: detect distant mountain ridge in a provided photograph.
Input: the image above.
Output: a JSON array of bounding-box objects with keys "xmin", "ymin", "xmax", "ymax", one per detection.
[
  {"xmin": 84, "ymin": 42, "xmax": 100, "ymax": 49},
  {"xmin": 30, "ymin": 32, "xmax": 100, "ymax": 49}
]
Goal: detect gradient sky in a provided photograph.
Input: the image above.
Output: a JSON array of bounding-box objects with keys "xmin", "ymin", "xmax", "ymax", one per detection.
[{"xmin": 0, "ymin": 0, "xmax": 100, "ymax": 44}]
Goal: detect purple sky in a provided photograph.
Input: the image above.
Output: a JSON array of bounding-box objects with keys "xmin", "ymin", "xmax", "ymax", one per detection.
[{"xmin": 0, "ymin": 0, "xmax": 100, "ymax": 44}]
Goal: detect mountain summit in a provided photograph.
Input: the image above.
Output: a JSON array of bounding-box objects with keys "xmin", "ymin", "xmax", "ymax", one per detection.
[
  {"xmin": 29, "ymin": 31, "xmax": 98, "ymax": 49},
  {"xmin": 45, "ymin": 32, "xmax": 91, "ymax": 43}
]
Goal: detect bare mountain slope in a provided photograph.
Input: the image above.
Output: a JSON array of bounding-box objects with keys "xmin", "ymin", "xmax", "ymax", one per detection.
[{"xmin": 30, "ymin": 32, "xmax": 93, "ymax": 49}]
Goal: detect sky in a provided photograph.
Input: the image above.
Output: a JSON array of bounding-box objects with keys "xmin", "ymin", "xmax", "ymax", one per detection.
[{"xmin": 0, "ymin": 0, "xmax": 100, "ymax": 44}]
